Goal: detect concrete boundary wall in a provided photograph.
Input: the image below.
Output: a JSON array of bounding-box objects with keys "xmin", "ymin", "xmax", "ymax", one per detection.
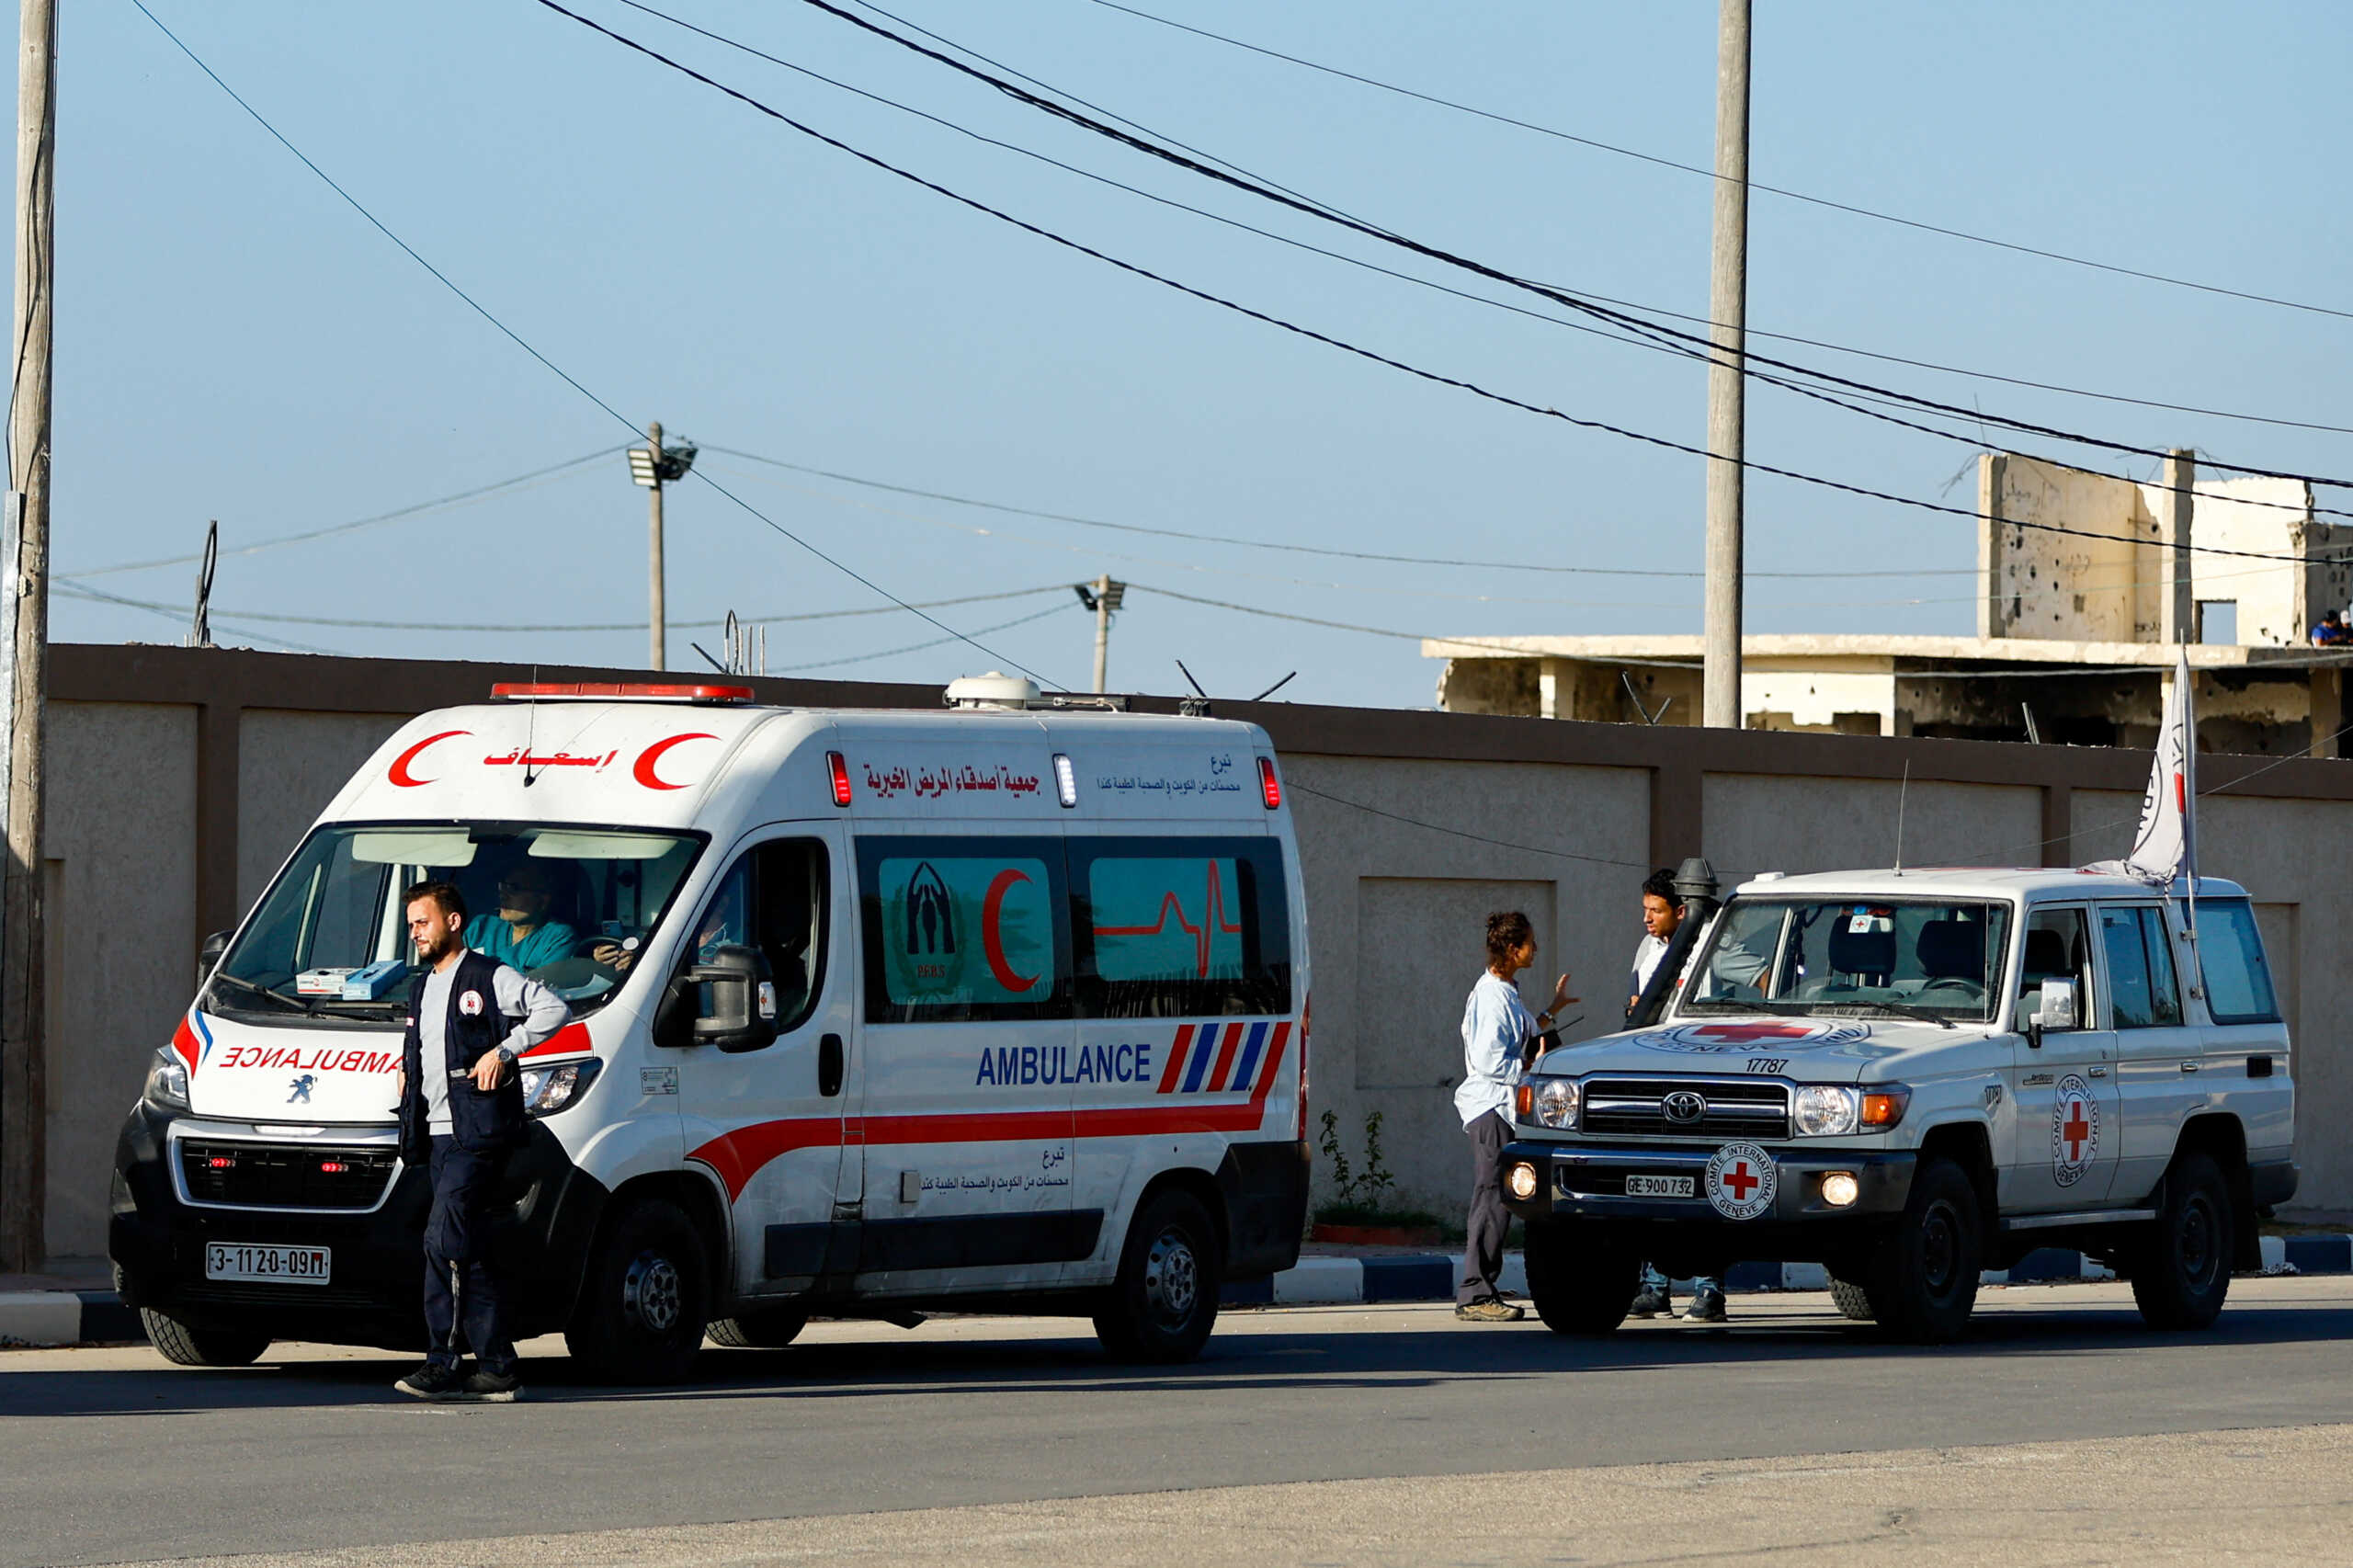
[{"xmin": 17, "ymin": 645, "xmax": 2353, "ymax": 1258}]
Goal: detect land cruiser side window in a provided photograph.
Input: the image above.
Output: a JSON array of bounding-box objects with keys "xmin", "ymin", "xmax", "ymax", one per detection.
[
  {"xmin": 2018, "ymin": 908, "xmax": 2092, "ymax": 1027},
  {"xmin": 2097, "ymin": 905, "xmax": 2181, "ymax": 1028},
  {"xmin": 2200, "ymin": 900, "xmax": 2281, "ymax": 1024}
]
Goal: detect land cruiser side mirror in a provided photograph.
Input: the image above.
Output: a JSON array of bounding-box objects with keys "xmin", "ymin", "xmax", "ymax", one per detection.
[
  {"xmin": 2028, "ymin": 977, "xmax": 2078, "ymax": 1048},
  {"xmin": 688, "ymin": 943, "xmax": 779, "ymax": 1053},
  {"xmin": 196, "ymin": 929, "xmax": 231, "ymax": 994}
]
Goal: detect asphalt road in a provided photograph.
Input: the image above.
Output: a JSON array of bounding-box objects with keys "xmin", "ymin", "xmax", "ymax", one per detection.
[{"xmin": 6, "ymin": 1278, "xmax": 2353, "ymax": 1568}]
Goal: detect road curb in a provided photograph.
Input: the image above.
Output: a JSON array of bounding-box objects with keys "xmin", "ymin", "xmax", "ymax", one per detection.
[
  {"xmin": 0, "ymin": 1290, "xmax": 142, "ymax": 1348},
  {"xmin": 1225, "ymin": 1233, "xmax": 2346, "ymax": 1308}
]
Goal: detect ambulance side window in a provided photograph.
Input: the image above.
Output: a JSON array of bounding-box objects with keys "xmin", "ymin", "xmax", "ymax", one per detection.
[
  {"xmin": 855, "ymin": 836, "xmax": 1072, "ymax": 1023},
  {"xmin": 672, "ymin": 841, "xmax": 829, "ymax": 1040},
  {"xmin": 1069, "ymin": 837, "xmax": 1292, "ymax": 1018}
]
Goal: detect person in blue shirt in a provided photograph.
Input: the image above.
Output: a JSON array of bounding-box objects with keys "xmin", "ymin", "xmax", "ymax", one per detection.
[
  {"xmin": 2311, "ymin": 609, "xmax": 2350, "ymax": 647},
  {"xmin": 462, "ymin": 860, "xmax": 578, "ymax": 974}
]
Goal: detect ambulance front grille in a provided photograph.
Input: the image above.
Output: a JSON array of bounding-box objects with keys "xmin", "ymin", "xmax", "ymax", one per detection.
[
  {"xmin": 178, "ymin": 1140, "xmax": 397, "ymax": 1210},
  {"xmin": 1579, "ymin": 1078, "xmax": 1790, "ymax": 1140}
]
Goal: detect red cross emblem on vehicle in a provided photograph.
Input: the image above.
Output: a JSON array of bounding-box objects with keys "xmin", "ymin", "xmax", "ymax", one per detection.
[
  {"xmin": 2062, "ymin": 1098, "xmax": 2091, "ymax": 1162},
  {"xmin": 1722, "ymin": 1161, "xmax": 1760, "ymax": 1200},
  {"xmin": 1687, "ymin": 1022, "xmax": 1816, "ymax": 1044}
]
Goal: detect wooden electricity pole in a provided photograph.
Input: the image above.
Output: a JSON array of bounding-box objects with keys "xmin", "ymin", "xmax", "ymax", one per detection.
[
  {"xmin": 1701, "ymin": 0, "xmax": 1750, "ymax": 729},
  {"xmin": 1, "ymin": 0, "xmax": 56, "ymax": 1271}
]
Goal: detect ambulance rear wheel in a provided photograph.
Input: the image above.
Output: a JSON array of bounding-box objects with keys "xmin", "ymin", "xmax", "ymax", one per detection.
[
  {"xmin": 1863, "ymin": 1157, "xmax": 1981, "ymax": 1344},
  {"xmin": 1524, "ymin": 1220, "xmax": 1638, "ymax": 1335},
  {"xmin": 564, "ymin": 1199, "xmax": 710, "ymax": 1383},
  {"xmin": 2127, "ymin": 1151, "xmax": 2234, "ymax": 1331},
  {"xmin": 1095, "ymin": 1189, "xmax": 1222, "ymax": 1363},
  {"xmin": 142, "ymin": 1308, "xmax": 270, "ymax": 1368},
  {"xmin": 707, "ymin": 1308, "xmax": 808, "ymax": 1348}
]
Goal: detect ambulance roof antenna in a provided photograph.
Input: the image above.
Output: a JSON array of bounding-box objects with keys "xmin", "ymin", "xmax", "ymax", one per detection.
[
  {"xmin": 1251, "ymin": 671, "xmax": 1297, "ymax": 702},
  {"xmin": 1175, "ymin": 659, "xmax": 1211, "ymax": 718},
  {"xmin": 522, "ymin": 665, "xmax": 540, "ymax": 787},
  {"xmin": 1893, "ymin": 760, "xmax": 1911, "ymax": 876}
]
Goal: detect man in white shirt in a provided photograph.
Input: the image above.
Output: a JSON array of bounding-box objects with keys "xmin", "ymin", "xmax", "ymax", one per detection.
[
  {"xmin": 1623, "ymin": 869, "xmax": 1727, "ymax": 1324},
  {"xmin": 1456, "ymin": 911, "xmax": 1573, "ymax": 1323},
  {"xmin": 393, "ymin": 881, "xmax": 569, "ymax": 1402}
]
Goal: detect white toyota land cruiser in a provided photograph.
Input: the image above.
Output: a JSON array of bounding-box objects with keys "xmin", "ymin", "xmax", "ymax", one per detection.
[{"xmin": 1499, "ymin": 867, "xmax": 2296, "ymax": 1343}]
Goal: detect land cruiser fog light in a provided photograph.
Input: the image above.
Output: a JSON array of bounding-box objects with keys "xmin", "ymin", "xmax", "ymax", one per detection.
[
  {"xmin": 1820, "ymin": 1171, "xmax": 1860, "ymax": 1209},
  {"xmin": 1506, "ymin": 1162, "xmax": 1540, "ymax": 1201}
]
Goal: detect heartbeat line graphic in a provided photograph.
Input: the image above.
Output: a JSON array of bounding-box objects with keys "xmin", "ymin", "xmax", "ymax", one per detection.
[{"xmin": 1095, "ymin": 863, "xmax": 1244, "ymax": 979}]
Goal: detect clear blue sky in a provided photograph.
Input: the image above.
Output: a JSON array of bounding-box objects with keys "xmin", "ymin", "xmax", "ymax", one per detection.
[{"xmin": 40, "ymin": 1, "xmax": 2353, "ymax": 705}]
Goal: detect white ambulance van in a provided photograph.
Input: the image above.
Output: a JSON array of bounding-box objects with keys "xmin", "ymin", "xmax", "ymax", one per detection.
[{"xmin": 112, "ymin": 676, "xmax": 1311, "ymax": 1380}]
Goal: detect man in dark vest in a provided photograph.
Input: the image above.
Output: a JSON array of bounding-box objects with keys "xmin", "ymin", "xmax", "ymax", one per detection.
[{"xmin": 392, "ymin": 880, "xmax": 568, "ymax": 1402}]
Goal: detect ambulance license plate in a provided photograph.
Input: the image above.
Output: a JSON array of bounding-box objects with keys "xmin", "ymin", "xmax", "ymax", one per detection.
[
  {"xmin": 1624, "ymin": 1175, "xmax": 1696, "ymax": 1199},
  {"xmin": 204, "ymin": 1244, "xmax": 331, "ymax": 1285}
]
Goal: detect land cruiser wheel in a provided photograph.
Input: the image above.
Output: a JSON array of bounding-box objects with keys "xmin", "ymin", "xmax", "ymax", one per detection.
[
  {"xmin": 564, "ymin": 1199, "xmax": 710, "ymax": 1383},
  {"xmin": 1826, "ymin": 1275, "xmax": 1876, "ymax": 1322},
  {"xmin": 142, "ymin": 1309, "xmax": 269, "ymax": 1368},
  {"xmin": 1863, "ymin": 1157, "xmax": 1981, "ymax": 1344},
  {"xmin": 707, "ymin": 1308, "xmax": 808, "ymax": 1348},
  {"xmin": 1095, "ymin": 1188, "xmax": 1222, "ymax": 1364},
  {"xmin": 2128, "ymin": 1151, "xmax": 2234, "ymax": 1331},
  {"xmin": 1524, "ymin": 1221, "xmax": 1637, "ymax": 1336}
]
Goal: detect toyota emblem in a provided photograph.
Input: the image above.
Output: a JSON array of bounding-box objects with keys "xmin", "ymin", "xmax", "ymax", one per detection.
[{"xmin": 1662, "ymin": 1090, "xmax": 1708, "ymax": 1124}]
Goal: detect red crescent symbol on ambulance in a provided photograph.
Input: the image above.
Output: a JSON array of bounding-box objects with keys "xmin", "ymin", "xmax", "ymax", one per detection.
[
  {"xmin": 388, "ymin": 730, "xmax": 470, "ymax": 787},
  {"xmin": 982, "ymin": 868, "xmax": 1039, "ymax": 993},
  {"xmin": 633, "ymin": 733, "xmax": 719, "ymax": 790}
]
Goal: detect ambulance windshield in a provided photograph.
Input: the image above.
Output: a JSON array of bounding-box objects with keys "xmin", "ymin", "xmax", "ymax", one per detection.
[
  {"xmin": 207, "ymin": 822, "xmax": 705, "ymax": 1022},
  {"xmin": 1681, "ymin": 898, "xmax": 2012, "ymax": 1024}
]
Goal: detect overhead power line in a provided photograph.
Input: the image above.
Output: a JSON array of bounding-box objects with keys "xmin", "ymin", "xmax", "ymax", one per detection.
[
  {"xmin": 524, "ymin": 5, "xmax": 2353, "ymax": 574},
  {"xmin": 1079, "ymin": 0, "xmax": 2353, "ymax": 326},
  {"xmin": 128, "ymin": 0, "xmax": 1062, "ymax": 689},
  {"xmin": 788, "ymin": 0, "xmax": 2353, "ymax": 508}
]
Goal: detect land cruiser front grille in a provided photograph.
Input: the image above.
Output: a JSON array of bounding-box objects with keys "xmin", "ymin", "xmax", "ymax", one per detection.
[
  {"xmin": 1580, "ymin": 1078, "xmax": 1790, "ymax": 1140},
  {"xmin": 178, "ymin": 1140, "xmax": 397, "ymax": 1210}
]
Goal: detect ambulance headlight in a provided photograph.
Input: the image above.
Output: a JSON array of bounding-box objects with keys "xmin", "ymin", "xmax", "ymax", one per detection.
[
  {"xmin": 142, "ymin": 1048, "xmax": 190, "ymax": 1114},
  {"xmin": 521, "ymin": 1057, "xmax": 601, "ymax": 1118},
  {"xmin": 1791, "ymin": 1085, "xmax": 1859, "ymax": 1138},
  {"xmin": 1534, "ymin": 1078, "xmax": 1578, "ymax": 1130}
]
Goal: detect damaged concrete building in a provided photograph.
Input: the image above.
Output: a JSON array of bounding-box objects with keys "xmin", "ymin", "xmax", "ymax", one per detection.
[{"xmin": 1428, "ymin": 453, "xmax": 2353, "ymax": 756}]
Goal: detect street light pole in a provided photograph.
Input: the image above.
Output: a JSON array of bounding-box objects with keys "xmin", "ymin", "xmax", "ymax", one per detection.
[
  {"xmin": 1701, "ymin": 0, "xmax": 1750, "ymax": 729},
  {"xmin": 646, "ymin": 420, "xmax": 665, "ymax": 672}
]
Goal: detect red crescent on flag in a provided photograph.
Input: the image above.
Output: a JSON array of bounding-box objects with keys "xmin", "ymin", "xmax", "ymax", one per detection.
[
  {"xmin": 982, "ymin": 868, "xmax": 1039, "ymax": 993},
  {"xmin": 388, "ymin": 730, "xmax": 470, "ymax": 787},
  {"xmin": 633, "ymin": 733, "xmax": 719, "ymax": 790}
]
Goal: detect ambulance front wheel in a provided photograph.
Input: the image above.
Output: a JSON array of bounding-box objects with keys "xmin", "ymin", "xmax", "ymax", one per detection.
[
  {"xmin": 564, "ymin": 1198, "xmax": 710, "ymax": 1383},
  {"xmin": 141, "ymin": 1308, "xmax": 269, "ymax": 1368},
  {"xmin": 1095, "ymin": 1188, "xmax": 1222, "ymax": 1363}
]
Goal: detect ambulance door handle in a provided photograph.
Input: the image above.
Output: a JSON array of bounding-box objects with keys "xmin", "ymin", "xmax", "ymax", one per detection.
[{"xmin": 819, "ymin": 1033, "xmax": 845, "ymax": 1097}]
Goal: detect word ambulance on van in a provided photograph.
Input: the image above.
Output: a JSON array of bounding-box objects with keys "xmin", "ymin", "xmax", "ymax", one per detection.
[{"xmin": 113, "ymin": 676, "xmax": 1311, "ymax": 1379}]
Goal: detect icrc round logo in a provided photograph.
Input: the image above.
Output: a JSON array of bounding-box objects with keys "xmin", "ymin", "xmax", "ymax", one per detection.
[{"xmin": 1634, "ymin": 1019, "xmax": 1872, "ymax": 1056}]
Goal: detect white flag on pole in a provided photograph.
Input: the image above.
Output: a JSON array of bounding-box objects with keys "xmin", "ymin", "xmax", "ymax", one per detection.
[{"xmin": 2092, "ymin": 647, "xmax": 2196, "ymax": 886}]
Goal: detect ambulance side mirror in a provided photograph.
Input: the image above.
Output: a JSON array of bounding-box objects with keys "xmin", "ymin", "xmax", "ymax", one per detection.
[
  {"xmin": 688, "ymin": 944, "xmax": 779, "ymax": 1053},
  {"xmin": 196, "ymin": 929, "xmax": 231, "ymax": 994}
]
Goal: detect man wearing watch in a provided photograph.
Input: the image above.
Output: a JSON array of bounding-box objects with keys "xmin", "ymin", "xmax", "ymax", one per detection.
[{"xmin": 392, "ymin": 880, "xmax": 569, "ymax": 1402}]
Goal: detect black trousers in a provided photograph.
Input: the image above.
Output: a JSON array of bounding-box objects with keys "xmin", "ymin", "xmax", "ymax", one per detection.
[
  {"xmin": 1458, "ymin": 1109, "xmax": 1512, "ymax": 1304},
  {"xmin": 422, "ymin": 1135, "xmax": 517, "ymax": 1373}
]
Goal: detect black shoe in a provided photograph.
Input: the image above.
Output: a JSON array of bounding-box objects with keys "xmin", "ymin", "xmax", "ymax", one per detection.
[
  {"xmin": 1628, "ymin": 1284, "xmax": 1670, "ymax": 1319},
  {"xmin": 395, "ymin": 1361, "xmax": 465, "ymax": 1401},
  {"xmin": 1681, "ymin": 1284, "xmax": 1728, "ymax": 1323},
  {"xmin": 461, "ymin": 1367, "xmax": 521, "ymax": 1403}
]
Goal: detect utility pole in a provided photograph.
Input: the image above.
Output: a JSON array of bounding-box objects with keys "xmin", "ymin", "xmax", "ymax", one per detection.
[
  {"xmin": 1701, "ymin": 0, "xmax": 1750, "ymax": 729},
  {"xmin": 627, "ymin": 425, "xmax": 697, "ymax": 672},
  {"xmin": 0, "ymin": 0, "xmax": 55, "ymax": 1271},
  {"xmin": 1074, "ymin": 575, "xmax": 1125, "ymax": 693}
]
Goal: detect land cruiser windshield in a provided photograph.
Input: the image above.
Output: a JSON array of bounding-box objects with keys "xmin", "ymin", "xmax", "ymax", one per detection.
[
  {"xmin": 1681, "ymin": 897, "xmax": 2012, "ymax": 1025},
  {"xmin": 209, "ymin": 823, "xmax": 704, "ymax": 1023}
]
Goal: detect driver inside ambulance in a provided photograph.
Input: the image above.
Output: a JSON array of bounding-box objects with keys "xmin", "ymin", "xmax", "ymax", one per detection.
[{"xmin": 462, "ymin": 860, "xmax": 578, "ymax": 973}]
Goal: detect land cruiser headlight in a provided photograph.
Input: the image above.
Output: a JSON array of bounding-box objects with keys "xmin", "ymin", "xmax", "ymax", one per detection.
[
  {"xmin": 521, "ymin": 1058, "xmax": 601, "ymax": 1118},
  {"xmin": 1791, "ymin": 1085, "xmax": 1859, "ymax": 1138},
  {"xmin": 142, "ymin": 1047, "xmax": 190, "ymax": 1114},
  {"xmin": 1535, "ymin": 1079, "xmax": 1578, "ymax": 1130}
]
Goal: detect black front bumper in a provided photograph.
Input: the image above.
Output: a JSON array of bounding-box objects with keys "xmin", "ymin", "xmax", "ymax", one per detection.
[
  {"xmin": 1501, "ymin": 1138, "xmax": 1916, "ymax": 1224},
  {"xmin": 109, "ymin": 1101, "xmax": 608, "ymax": 1350}
]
